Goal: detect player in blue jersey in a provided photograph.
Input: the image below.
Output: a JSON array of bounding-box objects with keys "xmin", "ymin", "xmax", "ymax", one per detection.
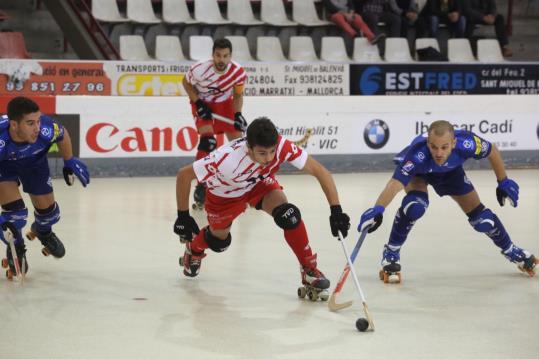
[
  {"xmin": 358, "ymin": 120, "xmax": 537, "ymax": 283},
  {"xmin": 0, "ymin": 97, "xmax": 89, "ymax": 279}
]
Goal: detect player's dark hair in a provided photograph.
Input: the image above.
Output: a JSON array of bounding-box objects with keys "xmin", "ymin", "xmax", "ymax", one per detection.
[
  {"xmin": 7, "ymin": 97, "xmax": 40, "ymax": 122},
  {"xmin": 428, "ymin": 120, "xmax": 454, "ymax": 138},
  {"xmin": 246, "ymin": 117, "xmax": 279, "ymax": 148},
  {"xmin": 212, "ymin": 38, "xmax": 232, "ymax": 53}
]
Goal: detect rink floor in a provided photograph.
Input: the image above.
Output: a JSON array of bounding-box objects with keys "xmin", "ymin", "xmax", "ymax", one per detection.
[{"xmin": 1, "ymin": 169, "xmax": 538, "ymax": 359}]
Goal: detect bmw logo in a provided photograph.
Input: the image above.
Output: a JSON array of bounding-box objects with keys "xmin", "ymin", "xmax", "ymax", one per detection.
[{"xmin": 363, "ymin": 119, "xmax": 390, "ymax": 149}]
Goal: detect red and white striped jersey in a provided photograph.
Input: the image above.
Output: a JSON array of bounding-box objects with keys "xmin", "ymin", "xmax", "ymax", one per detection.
[
  {"xmin": 193, "ymin": 137, "xmax": 308, "ymax": 198},
  {"xmin": 185, "ymin": 60, "xmax": 246, "ymax": 103}
]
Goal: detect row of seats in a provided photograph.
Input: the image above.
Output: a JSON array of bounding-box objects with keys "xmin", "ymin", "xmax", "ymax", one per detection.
[
  {"xmin": 93, "ymin": 0, "xmax": 330, "ymax": 26},
  {"xmin": 120, "ymin": 35, "xmax": 507, "ymax": 63}
]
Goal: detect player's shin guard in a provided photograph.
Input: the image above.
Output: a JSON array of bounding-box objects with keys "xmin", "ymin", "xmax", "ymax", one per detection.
[
  {"xmin": 30, "ymin": 203, "xmax": 65, "ymax": 258},
  {"xmin": 467, "ymin": 204, "xmax": 512, "ymax": 251},
  {"xmin": 283, "ymin": 220, "xmax": 314, "ymax": 267},
  {"xmin": 1, "ymin": 199, "xmax": 28, "ymax": 246},
  {"xmin": 388, "ymin": 191, "xmax": 429, "ymax": 248}
]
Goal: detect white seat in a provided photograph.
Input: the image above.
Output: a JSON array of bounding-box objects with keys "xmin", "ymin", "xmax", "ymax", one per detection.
[
  {"xmin": 292, "ymin": 0, "xmax": 332, "ymax": 26},
  {"xmin": 261, "ymin": 0, "xmax": 298, "ymax": 26},
  {"xmin": 228, "ymin": 0, "xmax": 264, "ymax": 25},
  {"xmin": 321, "ymin": 37, "xmax": 350, "ymax": 62},
  {"xmin": 415, "ymin": 38, "xmax": 439, "ymax": 60},
  {"xmin": 127, "ymin": 0, "xmax": 161, "ymax": 24},
  {"xmin": 447, "ymin": 38, "xmax": 476, "ymax": 62},
  {"xmin": 384, "ymin": 37, "xmax": 414, "ymax": 62},
  {"xmin": 477, "ymin": 39, "xmax": 504, "ymax": 62},
  {"xmin": 225, "ymin": 36, "xmax": 254, "ymax": 62},
  {"xmin": 155, "ymin": 35, "xmax": 186, "ymax": 61},
  {"xmin": 162, "ymin": 0, "xmax": 199, "ymax": 24},
  {"xmin": 353, "ymin": 37, "xmax": 382, "ymax": 62},
  {"xmin": 92, "ymin": 0, "xmax": 129, "ymax": 23},
  {"xmin": 256, "ymin": 36, "xmax": 286, "ymax": 61},
  {"xmin": 189, "ymin": 35, "xmax": 213, "ymax": 61},
  {"xmin": 194, "ymin": 0, "xmax": 231, "ymax": 25},
  {"xmin": 120, "ymin": 35, "xmax": 152, "ymax": 60},
  {"xmin": 289, "ymin": 36, "xmax": 318, "ymax": 61}
]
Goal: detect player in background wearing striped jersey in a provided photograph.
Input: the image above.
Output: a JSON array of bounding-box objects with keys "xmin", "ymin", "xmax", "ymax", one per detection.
[
  {"xmin": 358, "ymin": 120, "xmax": 537, "ymax": 283},
  {"xmin": 0, "ymin": 97, "xmax": 89, "ymax": 279},
  {"xmin": 182, "ymin": 38, "xmax": 248, "ymax": 209},
  {"xmin": 174, "ymin": 118, "xmax": 351, "ymax": 301}
]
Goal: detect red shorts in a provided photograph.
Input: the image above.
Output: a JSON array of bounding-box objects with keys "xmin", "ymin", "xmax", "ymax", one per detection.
[
  {"xmin": 191, "ymin": 98, "xmax": 236, "ymax": 134},
  {"xmin": 204, "ymin": 176, "xmax": 282, "ymax": 230}
]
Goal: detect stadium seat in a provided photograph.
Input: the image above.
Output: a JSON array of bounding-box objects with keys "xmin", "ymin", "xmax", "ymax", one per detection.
[
  {"xmin": 292, "ymin": 0, "xmax": 332, "ymax": 26},
  {"xmin": 384, "ymin": 37, "xmax": 414, "ymax": 62},
  {"xmin": 415, "ymin": 38, "xmax": 439, "ymax": 60},
  {"xmin": 92, "ymin": 0, "xmax": 129, "ymax": 23},
  {"xmin": 289, "ymin": 36, "xmax": 318, "ymax": 61},
  {"xmin": 447, "ymin": 38, "xmax": 476, "ymax": 62},
  {"xmin": 256, "ymin": 36, "xmax": 286, "ymax": 61},
  {"xmin": 0, "ymin": 32, "xmax": 30, "ymax": 59},
  {"xmin": 261, "ymin": 0, "xmax": 297, "ymax": 26},
  {"xmin": 477, "ymin": 39, "xmax": 504, "ymax": 62},
  {"xmin": 225, "ymin": 36, "xmax": 255, "ymax": 62},
  {"xmin": 352, "ymin": 37, "xmax": 382, "ymax": 62},
  {"xmin": 0, "ymin": 10, "xmax": 9, "ymax": 21},
  {"xmin": 321, "ymin": 37, "xmax": 350, "ymax": 62},
  {"xmin": 120, "ymin": 35, "xmax": 152, "ymax": 60},
  {"xmin": 127, "ymin": 0, "xmax": 161, "ymax": 24},
  {"xmin": 194, "ymin": 0, "xmax": 231, "ymax": 25},
  {"xmin": 228, "ymin": 0, "xmax": 264, "ymax": 25},
  {"xmin": 189, "ymin": 35, "xmax": 213, "ymax": 61},
  {"xmin": 155, "ymin": 35, "xmax": 186, "ymax": 61},
  {"xmin": 162, "ymin": 0, "xmax": 199, "ymax": 24}
]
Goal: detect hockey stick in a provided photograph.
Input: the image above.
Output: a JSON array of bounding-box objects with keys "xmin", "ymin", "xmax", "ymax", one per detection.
[
  {"xmin": 211, "ymin": 113, "xmax": 235, "ymax": 126},
  {"xmin": 5, "ymin": 228, "xmax": 24, "ymax": 283},
  {"xmin": 328, "ymin": 227, "xmax": 369, "ymax": 311},
  {"xmin": 335, "ymin": 231, "xmax": 375, "ymax": 331}
]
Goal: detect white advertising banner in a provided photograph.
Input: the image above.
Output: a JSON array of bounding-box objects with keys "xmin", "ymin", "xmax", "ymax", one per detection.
[{"xmin": 55, "ymin": 95, "xmax": 539, "ymax": 158}]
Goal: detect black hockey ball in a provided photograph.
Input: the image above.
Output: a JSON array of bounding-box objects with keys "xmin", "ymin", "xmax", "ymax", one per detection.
[{"xmin": 355, "ymin": 318, "xmax": 369, "ymax": 332}]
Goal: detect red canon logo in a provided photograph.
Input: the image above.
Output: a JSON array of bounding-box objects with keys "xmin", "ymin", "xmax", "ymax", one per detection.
[{"xmin": 85, "ymin": 122, "xmax": 224, "ymax": 153}]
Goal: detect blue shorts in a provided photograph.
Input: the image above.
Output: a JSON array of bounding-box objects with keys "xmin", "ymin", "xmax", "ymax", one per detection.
[
  {"xmin": 0, "ymin": 157, "xmax": 53, "ymax": 195},
  {"xmin": 417, "ymin": 166, "xmax": 474, "ymax": 197}
]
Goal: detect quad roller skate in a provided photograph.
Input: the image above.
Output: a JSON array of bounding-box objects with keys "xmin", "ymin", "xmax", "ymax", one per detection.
[
  {"xmin": 192, "ymin": 183, "xmax": 206, "ymax": 211},
  {"xmin": 297, "ymin": 254, "xmax": 330, "ymax": 302},
  {"xmin": 1, "ymin": 242, "xmax": 28, "ymax": 281},
  {"xmin": 502, "ymin": 244, "xmax": 539, "ymax": 277},
  {"xmin": 26, "ymin": 224, "xmax": 65, "ymax": 258},
  {"xmin": 179, "ymin": 242, "xmax": 206, "ymax": 277},
  {"xmin": 379, "ymin": 244, "xmax": 402, "ymax": 284}
]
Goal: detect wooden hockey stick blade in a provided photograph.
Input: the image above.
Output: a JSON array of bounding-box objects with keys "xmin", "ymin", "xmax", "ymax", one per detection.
[
  {"xmin": 328, "ymin": 293, "xmax": 353, "ymax": 311},
  {"xmin": 363, "ymin": 302, "xmax": 375, "ymax": 332}
]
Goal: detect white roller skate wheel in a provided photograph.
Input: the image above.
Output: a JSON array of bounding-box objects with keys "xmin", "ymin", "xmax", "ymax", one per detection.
[{"xmin": 297, "ymin": 287, "xmax": 307, "ymax": 298}]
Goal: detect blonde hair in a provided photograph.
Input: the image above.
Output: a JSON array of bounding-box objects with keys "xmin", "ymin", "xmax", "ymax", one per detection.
[{"xmin": 428, "ymin": 120, "xmax": 454, "ymax": 138}]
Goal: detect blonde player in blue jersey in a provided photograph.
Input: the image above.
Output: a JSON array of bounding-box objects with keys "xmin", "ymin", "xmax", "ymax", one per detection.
[
  {"xmin": 0, "ymin": 97, "xmax": 89, "ymax": 279},
  {"xmin": 358, "ymin": 120, "xmax": 537, "ymax": 283}
]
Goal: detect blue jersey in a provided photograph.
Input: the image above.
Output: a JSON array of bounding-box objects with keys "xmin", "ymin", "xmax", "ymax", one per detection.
[
  {"xmin": 0, "ymin": 114, "xmax": 65, "ymax": 168},
  {"xmin": 393, "ymin": 130, "xmax": 492, "ymax": 186}
]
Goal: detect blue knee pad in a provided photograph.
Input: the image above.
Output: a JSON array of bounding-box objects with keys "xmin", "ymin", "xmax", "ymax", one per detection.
[
  {"xmin": 400, "ymin": 191, "xmax": 429, "ymax": 221},
  {"xmin": 34, "ymin": 202, "xmax": 61, "ymax": 233},
  {"xmin": 467, "ymin": 204, "xmax": 511, "ymax": 250}
]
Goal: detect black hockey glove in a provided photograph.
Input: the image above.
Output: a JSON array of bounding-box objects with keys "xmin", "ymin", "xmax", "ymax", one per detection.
[
  {"xmin": 329, "ymin": 205, "xmax": 350, "ymax": 239},
  {"xmin": 234, "ymin": 112, "xmax": 248, "ymax": 132},
  {"xmin": 174, "ymin": 210, "xmax": 200, "ymax": 243},
  {"xmin": 195, "ymin": 99, "xmax": 212, "ymax": 121}
]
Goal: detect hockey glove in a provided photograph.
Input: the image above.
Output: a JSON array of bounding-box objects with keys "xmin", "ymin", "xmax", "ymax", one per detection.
[
  {"xmin": 496, "ymin": 178, "xmax": 519, "ymax": 207},
  {"xmin": 358, "ymin": 205, "xmax": 384, "ymax": 233},
  {"xmin": 329, "ymin": 205, "xmax": 351, "ymax": 239},
  {"xmin": 195, "ymin": 99, "xmax": 212, "ymax": 121},
  {"xmin": 63, "ymin": 157, "xmax": 90, "ymax": 187},
  {"xmin": 174, "ymin": 210, "xmax": 200, "ymax": 243},
  {"xmin": 234, "ymin": 112, "xmax": 248, "ymax": 132}
]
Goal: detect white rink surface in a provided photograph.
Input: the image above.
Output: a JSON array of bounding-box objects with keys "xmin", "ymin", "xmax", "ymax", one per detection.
[{"xmin": 1, "ymin": 170, "xmax": 538, "ymax": 359}]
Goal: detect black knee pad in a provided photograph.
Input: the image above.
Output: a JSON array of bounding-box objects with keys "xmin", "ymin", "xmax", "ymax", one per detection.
[
  {"xmin": 272, "ymin": 203, "xmax": 301, "ymax": 230},
  {"xmin": 205, "ymin": 229, "xmax": 231, "ymax": 253},
  {"xmin": 197, "ymin": 135, "xmax": 217, "ymax": 153}
]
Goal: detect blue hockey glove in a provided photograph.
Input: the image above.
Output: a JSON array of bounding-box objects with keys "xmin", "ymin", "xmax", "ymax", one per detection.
[
  {"xmin": 234, "ymin": 112, "xmax": 248, "ymax": 132},
  {"xmin": 496, "ymin": 178, "xmax": 519, "ymax": 207},
  {"xmin": 63, "ymin": 157, "xmax": 90, "ymax": 187},
  {"xmin": 358, "ymin": 205, "xmax": 384, "ymax": 233},
  {"xmin": 329, "ymin": 205, "xmax": 350, "ymax": 239},
  {"xmin": 174, "ymin": 210, "xmax": 200, "ymax": 243},
  {"xmin": 195, "ymin": 99, "xmax": 212, "ymax": 121}
]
